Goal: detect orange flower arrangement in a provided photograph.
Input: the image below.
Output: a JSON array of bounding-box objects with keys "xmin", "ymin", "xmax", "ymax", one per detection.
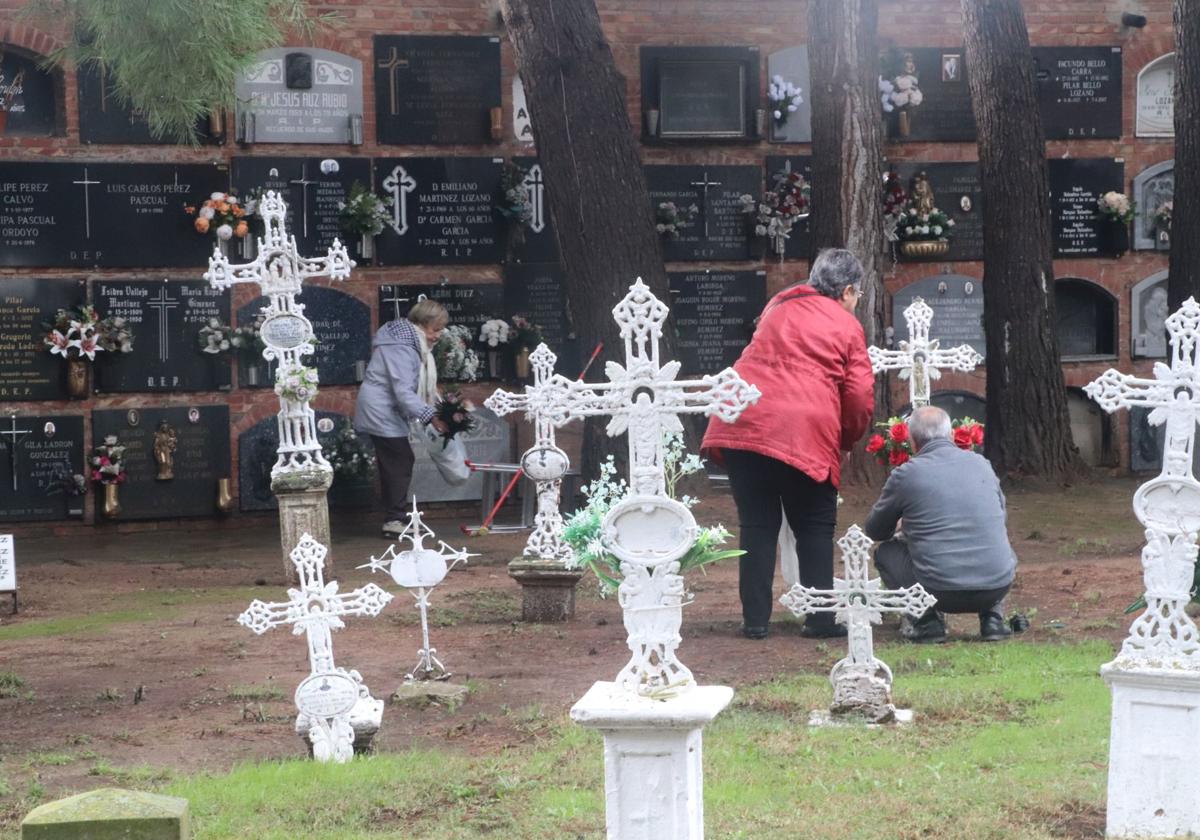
[{"xmin": 183, "ymin": 191, "xmax": 257, "ymax": 242}]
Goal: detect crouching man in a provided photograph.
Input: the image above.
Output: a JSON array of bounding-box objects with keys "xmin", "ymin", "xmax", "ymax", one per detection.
[{"xmin": 864, "ymin": 406, "xmax": 1016, "ymax": 643}]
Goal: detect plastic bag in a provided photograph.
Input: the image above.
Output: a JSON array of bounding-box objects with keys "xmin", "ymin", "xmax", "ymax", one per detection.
[{"xmin": 413, "ymin": 422, "xmax": 470, "ymax": 486}]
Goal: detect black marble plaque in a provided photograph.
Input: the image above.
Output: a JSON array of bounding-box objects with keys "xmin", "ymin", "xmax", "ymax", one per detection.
[
  {"xmin": 503, "ymin": 263, "xmax": 580, "ymax": 378},
  {"xmin": 1034, "ymin": 46, "xmax": 1123, "ymax": 140},
  {"xmin": 883, "ymin": 47, "xmax": 975, "ymax": 142},
  {"xmin": 1048, "ymin": 158, "xmax": 1125, "ymax": 258},
  {"xmin": 236, "ymin": 287, "xmax": 370, "ymax": 388},
  {"xmin": 374, "ymin": 157, "xmax": 503, "ymax": 265},
  {"xmin": 0, "ymin": 415, "xmax": 85, "ymax": 523},
  {"xmin": 1055, "ymin": 279, "xmax": 1115, "ymax": 358},
  {"xmin": 891, "ymin": 274, "xmax": 986, "ymax": 359},
  {"xmin": 640, "ymin": 46, "xmax": 758, "ymax": 140},
  {"xmin": 231, "ymin": 156, "xmax": 371, "ymax": 261},
  {"xmin": 668, "ymin": 270, "xmax": 766, "ymax": 376},
  {"xmin": 0, "ymin": 49, "xmax": 58, "ymax": 136},
  {"xmin": 92, "ymin": 281, "xmax": 231, "ymax": 393},
  {"xmin": 509, "ymin": 157, "xmax": 559, "ymax": 264},
  {"xmin": 1130, "ymin": 406, "xmax": 1200, "ymax": 474},
  {"xmin": 646, "ymin": 165, "xmax": 760, "ymax": 262},
  {"xmin": 891, "ymin": 162, "xmax": 983, "ymax": 262},
  {"xmin": 374, "ymin": 35, "xmax": 501, "ymax": 145},
  {"xmin": 763, "ymin": 156, "xmax": 813, "ymax": 260},
  {"xmin": 0, "ymin": 162, "xmax": 230, "ymax": 268},
  {"xmin": 238, "ymin": 410, "xmax": 374, "ymax": 512},
  {"xmin": 381, "ymin": 283, "xmax": 504, "ymax": 343},
  {"xmin": 0, "ymin": 278, "xmax": 85, "ymax": 401},
  {"xmin": 92, "ymin": 405, "xmax": 231, "ymax": 521},
  {"xmin": 77, "ymin": 64, "xmax": 212, "ymax": 145}
]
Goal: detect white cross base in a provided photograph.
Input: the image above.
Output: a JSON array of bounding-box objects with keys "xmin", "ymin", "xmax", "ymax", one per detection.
[
  {"xmin": 779, "ymin": 526, "xmax": 936, "ymax": 723},
  {"xmin": 869, "ymin": 297, "xmax": 982, "ymax": 408},
  {"xmin": 238, "ymin": 533, "xmax": 392, "ymax": 763}
]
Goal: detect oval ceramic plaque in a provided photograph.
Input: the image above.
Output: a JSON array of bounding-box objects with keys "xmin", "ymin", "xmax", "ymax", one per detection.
[
  {"xmin": 294, "ymin": 672, "xmax": 359, "ymax": 718},
  {"xmin": 391, "ymin": 548, "xmax": 450, "ymax": 588},
  {"xmin": 520, "ymin": 445, "xmax": 569, "ymax": 481},
  {"xmin": 260, "ymin": 313, "xmax": 312, "ymax": 350},
  {"xmin": 1134, "ymin": 477, "xmax": 1200, "ymax": 533},
  {"xmin": 602, "ymin": 495, "xmax": 697, "ymax": 566}
]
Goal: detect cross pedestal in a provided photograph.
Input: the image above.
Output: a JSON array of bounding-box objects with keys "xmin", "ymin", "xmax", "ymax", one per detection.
[{"xmin": 570, "ymin": 681, "xmax": 733, "ymax": 840}]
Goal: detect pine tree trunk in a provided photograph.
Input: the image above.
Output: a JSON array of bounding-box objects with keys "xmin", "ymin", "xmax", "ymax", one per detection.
[
  {"xmin": 500, "ymin": 0, "xmax": 678, "ymax": 482},
  {"xmin": 808, "ymin": 0, "xmax": 888, "ymax": 484},
  {"xmin": 1169, "ymin": 0, "xmax": 1200, "ymax": 310},
  {"xmin": 961, "ymin": 0, "xmax": 1080, "ymax": 480}
]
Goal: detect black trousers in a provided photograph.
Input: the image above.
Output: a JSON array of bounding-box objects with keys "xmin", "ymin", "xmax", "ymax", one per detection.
[
  {"xmin": 874, "ymin": 538, "xmax": 1010, "ymax": 619},
  {"xmin": 370, "ymin": 435, "xmax": 415, "ymax": 522},
  {"xmin": 724, "ymin": 449, "xmax": 839, "ymax": 628}
]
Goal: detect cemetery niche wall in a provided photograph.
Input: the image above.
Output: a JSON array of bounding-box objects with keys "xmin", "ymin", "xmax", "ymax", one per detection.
[
  {"xmin": 1132, "ymin": 159, "xmax": 1173, "ymax": 251},
  {"xmin": 92, "ymin": 406, "xmax": 231, "ymax": 521},
  {"xmin": 1054, "ymin": 278, "xmax": 1116, "ymax": 361},
  {"xmin": 668, "ymin": 270, "xmax": 766, "ymax": 376},
  {"xmin": 503, "ymin": 263, "xmax": 580, "ymax": 378},
  {"xmin": 77, "ymin": 63, "xmax": 214, "ymax": 145},
  {"xmin": 234, "ymin": 48, "xmax": 364, "ymax": 145},
  {"xmin": 1136, "ymin": 53, "xmax": 1175, "ymax": 138},
  {"xmin": 890, "ymin": 163, "xmax": 983, "ymax": 262},
  {"xmin": 891, "ymin": 274, "xmax": 986, "ymax": 360},
  {"xmin": 0, "ymin": 46, "xmax": 59, "ymax": 137},
  {"xmin": 762, "ymin": 155, "xmax": 811, "ymax": 260},
  {"xmin": 639, "ymin": 46, "xmax": 759, "ymax": 141},
  {"xmin": 0, "ymin": 278, "xmax": 86, "ymax": 401},
  {"xmin": 765, "ymin": 46, "xmax": 812, "ymax": 144},
  {"xmin": 1048, "ymin": 158, "xmax": 1125, "ymax": 258},
  {"xmin": 1131, "ymin": 271, "xmax": 1169, "ymax": 360},
  {"xmin": 0, "ymin": 414, "xmax": 85, "ymax": 523},
  {"xmin": 646, "ymin": 164, "xmax": 759, "ymax": 261}
]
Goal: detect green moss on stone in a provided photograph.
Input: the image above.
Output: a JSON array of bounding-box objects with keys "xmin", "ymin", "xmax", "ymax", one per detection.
[{"xmin": 22, "ymin": 787, "xmax": 190, "ymax": 840}]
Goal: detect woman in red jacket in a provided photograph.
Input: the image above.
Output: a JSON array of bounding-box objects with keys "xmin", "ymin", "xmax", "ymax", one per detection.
[{"xmin": 702, "ymin": 248, "xmax": 875, "ymax": 640}]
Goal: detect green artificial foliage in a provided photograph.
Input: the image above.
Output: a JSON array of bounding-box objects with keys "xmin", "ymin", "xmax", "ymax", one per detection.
[{"xmin": 35, "ymin": 0, "xmax": 333, "ymax": 144}]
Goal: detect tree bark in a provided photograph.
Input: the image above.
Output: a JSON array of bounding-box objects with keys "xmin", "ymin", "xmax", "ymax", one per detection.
[
  {"xmin": 962, "ymin": 0, "xmax": 1080, "ymax": 480},
  {"xmin": 808, "ymin": 0, "xmax": 888, "ymax": 483},
  {"xmin": 500, "ymin": 0, "xmax": 678, "ymax": 482},
  {"xmin": 1169, "ymin": 0, "xmax": 1200, "ymax": 310}
]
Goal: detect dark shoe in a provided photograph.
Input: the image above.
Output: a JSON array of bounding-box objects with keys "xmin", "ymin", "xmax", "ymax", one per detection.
[
  {"xmin": 740, "ymin": 624, "xmax": 769, "ymax": 640},
  {"xmin": 799, "ymin": 621, "xmax": 848, "ymax": 639},
  {"xmin": 980, "ymin": 612, "xmax": 1013, "ymax": 642},
  {"xmin": 901, "ymin": 611, "xmax": 948, "ymax": 644}
]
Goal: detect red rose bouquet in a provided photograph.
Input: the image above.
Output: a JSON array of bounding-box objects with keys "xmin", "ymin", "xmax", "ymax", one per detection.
[
  {"xmin": 867, "ymin": 414, "xmax": 985, "ymax": 468},
  {"xmin": 952, "ymin": 416, "xmax": 984, "ymax": 453}
]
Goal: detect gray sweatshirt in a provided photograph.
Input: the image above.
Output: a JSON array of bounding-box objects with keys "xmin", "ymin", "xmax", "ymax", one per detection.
[
  {"xmin": 864, "ymin": 437, "xmax": 1016, "ymax": 591},
  {"xmin": 353, "ymin": 319, "xmax": 435, "ymax": 438}
]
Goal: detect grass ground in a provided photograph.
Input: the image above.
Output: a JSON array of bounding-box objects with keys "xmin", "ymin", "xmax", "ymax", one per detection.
[{"xmin": 5, "ymin": 640, "xmax": 1110, "ymax": 839}]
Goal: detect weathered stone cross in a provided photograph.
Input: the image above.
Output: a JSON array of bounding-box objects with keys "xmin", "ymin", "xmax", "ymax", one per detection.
[
  {"xmin": 1086, "ymin": 296, "xmax": 1200, "ymax": 664},
  {"xmin": 779, "ymin": 525, "xmax": 937, "ymax": 723},
  {"xmin": 204, "ymin": 190, "xmax": 354, "ymax": 478},
  {"xmin": 238, "ymin": 533, "xmax": 393, "ymax": 763},
  {"xmin": 869, "ymin": 297, "xmax": 982, "ymax": 408}
]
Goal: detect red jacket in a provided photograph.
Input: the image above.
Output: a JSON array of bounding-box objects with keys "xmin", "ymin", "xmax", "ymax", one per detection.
[{"xmin": 702, "ymin": 284, "xmax": 875, "ymax": 488}]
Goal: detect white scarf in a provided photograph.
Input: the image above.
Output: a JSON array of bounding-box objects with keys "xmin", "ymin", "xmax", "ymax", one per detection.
[{"xmin": 416, "ymin": 332, "xmax": 439, "ymax": 406}]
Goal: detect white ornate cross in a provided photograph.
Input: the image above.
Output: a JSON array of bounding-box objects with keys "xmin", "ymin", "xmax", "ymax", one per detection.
[
  {"xmin": 382, "ymin": 165, "xmax": 417, "ymax": 236},
  {"xmin": 485, "ymin": 344, "xmax": 577, "ymax": 564},
  {"xmin": 238, "ymin": 533, "xmax": 393, "ymax": 763},
  {"xmin": 522, "ymin": 164, "xmax": 546, "ymax": 234},
  {"xmin": 779, "ymin": 525, "xmax": 937, "ymax": 722},
  {"xmin": 869, "ymin": 297, "xmax": 983, "ymax": 408},
  {"xmin": 359, "ymin": 499, "xmax": 475, "ymax": 682},
  {"xmin": 561, "ymin": 278, "xmax": 760, "ymax": 696},
  {"xmin": 1085, "ymin": 297, "xmax": 1200, "ymax": 666},
  {"xmin": 204, "ymin": 190, "xmax": 354, "ymax": 477}
]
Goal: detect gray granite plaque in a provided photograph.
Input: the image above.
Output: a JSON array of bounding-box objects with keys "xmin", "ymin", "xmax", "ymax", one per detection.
[
  {"xmin": 1137, "ymin": 53, "xmax": 1176, "ymax": 138},
  {"xmin": 410, "ymin": 407, "xmax": 510, "ymax": 503},
  {"xmin": 1133, "ymin": 159, "xmax": 1174, "ymax": 251},
  {"xmin": 891, "ymin": 274, "xmax": 985, "ymax": 359},
  {"xmin": 1131, "ymin": 270, "xmax": 1169, "ymax": 359},
  {"xmin": 766, "ymin": 46, "xmax": 812, "ymax": 143},
  {"xmin": 235, "ymin": 48, "xmax": 363, "ymax": 145}
]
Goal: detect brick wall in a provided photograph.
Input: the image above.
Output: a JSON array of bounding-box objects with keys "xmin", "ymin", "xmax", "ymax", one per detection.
[{"xmin": 0, "ymin": 0, "xmax": 1177, "ymax": 530}]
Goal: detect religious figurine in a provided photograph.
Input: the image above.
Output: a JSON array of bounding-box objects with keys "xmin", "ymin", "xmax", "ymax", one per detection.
[
  {"xmin": 153, "ymin": 420, "xmax": 177, "ymax": 481},
  {"xmin": 911, "ymin": 172, "xmax": 936, "ymax": 217}
]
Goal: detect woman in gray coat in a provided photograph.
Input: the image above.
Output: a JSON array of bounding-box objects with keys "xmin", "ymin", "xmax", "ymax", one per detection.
[{"xmin": 354, "ymin": 299, "xmax": 448, "ymax": 537}]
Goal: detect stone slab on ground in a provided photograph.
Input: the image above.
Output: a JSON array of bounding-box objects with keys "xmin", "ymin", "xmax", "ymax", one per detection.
[
  {"xmin": 22, "ymin": 788, "xmax": 189, "ymax": 840},
  {"xmin": 808, "ymin": 708, "xmax": 915, "ymax": 728},
  {"xmin": 391, "ymin": 681, "xmax": 469, "ymax": 710}
]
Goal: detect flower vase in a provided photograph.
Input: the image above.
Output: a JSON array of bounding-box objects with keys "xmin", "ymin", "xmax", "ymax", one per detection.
[
  {"xmin": 359, "ymin": 234, "xmax": 375, "ymax": 264},
  {"xmin": 102, "ymin": 483, "xmax": 121, "ymax": 518},
  {"xmin": 66, "ymin": 358, "xmax": 89, "ymax": 399},
  {"xmin": 488, "ymin": 349, "xmax": 502, "ymax": 380},
  {"xmin": 1101, "ymin": 218, "xmax": 1129, "ymax": 257},
  {"xmin": 644, "ymin": 109, "xmax": 660, "ymax": 138},
  {"xmin": 239, "ymin": 235, "xmax": 256, "ymax": 260},
  {"xmin": 243, "ymin": 363, "xmax": 261, "ymax": 388},
  {"xmin": 900, "ymin": 239, "xmax": 949, "ymax": 259},
  {"xmin": 216, "ymin": 478, "xmax": 234, "ymax": 514},
  {"xmin": 772, "ymin": 232, "xmax": 788, "ymax": 262},
  {"xmin": 514, "ymin": 346, "xmax": 531, "ymax": 380},
  {"xmin": 897, "ymin": 109, "xmax": 911, "ymax": 138},
  {"xmin": 211, "ymin": 354, "xmax": 232, "ymax": 391},
  {"xmin": 218, "ymin": 238, "xmax": 231, "ymax": 258}
]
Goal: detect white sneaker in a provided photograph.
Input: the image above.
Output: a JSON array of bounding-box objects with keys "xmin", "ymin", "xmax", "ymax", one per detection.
[{"xmin": 381, "ymin": 520, "xmax": 404, "ymax": 538}]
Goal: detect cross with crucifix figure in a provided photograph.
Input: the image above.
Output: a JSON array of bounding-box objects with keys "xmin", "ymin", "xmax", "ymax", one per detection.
[
  {"xmin": 0, "ymin": 415, "xmax": 31, "ymax": 493},
  {"xmin": 289, "ymin": 163, "xmax": 318, "ymax": 240},
  {"xmin": 689, "ymin": 170, "xmax": 723, "ymax": 239},
  {"xmin": 869, "ymin": 297, "xmax": 983, "ymax": 408},
  {"xmin": 205, "ymin": 190, "xmax": 354, "ymax": 478},
  {"xmin": 382, "ymin": 164, "xmax": 417, "ymax": 236},
  {"xmin": 780, "ymin": 525, "xmax": 937, "ymax": 723},
  {"xmin": 1086, "ymin": 297, "xmax": 1200, "ymax": 665},
  {"xmin": 486, "ymin": 344, "xmax": 579, "ymax": 564},
  {"xmin": 239, "ymin": 532, "xmax": 393, "ymax": 763},
  {"xmin": 539, "ymin": 278, "xmax": 759, "ymax": 695},
  {"xmin": 376, "ymin": 46, "xmax": 410, "ymax": 116}
]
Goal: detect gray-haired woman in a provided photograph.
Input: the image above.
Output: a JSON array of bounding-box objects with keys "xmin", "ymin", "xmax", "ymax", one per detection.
[{"xmin": 354, "ymin": 299, "xmax": 449, "ymax": 538}]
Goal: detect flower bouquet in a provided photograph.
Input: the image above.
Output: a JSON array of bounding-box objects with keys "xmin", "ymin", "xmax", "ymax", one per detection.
[
  {"xmin": 880, "ymin": 49, "xmax": 923, "ymax": 136},
  {"xmin": 951, "ymin": 416, "xmax": 985, "ymax": 452},
  {"xmin": 1096, "ymin": 191, "xmax": 1134, "ymax": 256},
  {"xmin": 509, "ymin": 315, "xmax": 544, "ymax": 379},
  {"xmin": 497, "ymin": 162, "xmax": 534, "ymax": 248},
  {"xmin": 184, "ymin": 191, "xmax": 252, "ymax": 248},
  {"xmin": 866, "ymin": 415, "xmax": 985, "ymax": 468},
  {"xmin": 90, "ymin": 435, "xmax": 127, "ymax": 486},
  {"xmin": 479, "ymin": 318, "xmax": 511, "ymax": 379},
  {"xmin": 432, "ymin": 325, "xmax": 481, "ymax": 383},
  {"xmin": 321, "ymin": 419, "xmax": 376, "ymax": 482},
  {"xmin": 338, "ymin": 181, "xmax": 391, "ymax": 261},
  {"xmin": 274, "ymin": 362, "xmax": 320, "ymax": 402},
  {"xmin": 197, "ymin": 318, "xmax": 234, "ymax": 355},
  {"xmin": 432, "ymin": 391, "xmax": 478, "ymax": 449},
  {"xmin": 43, "ymin": 305, "xmax": 134, "ymax": 398},
  {"xmin": 656, "ymin": 201, "xmax": 699, "ymax": 239},
  {"xmin": 768, "ymin": 74, "xmax": 804, "ymax": 131},
  {"xmin": 884, "ymin": 171, "xmax": 955, "ymax": 259},
  {"xmin": 739, "ymin": 165, "xmax": 810, "ymax": 259}
]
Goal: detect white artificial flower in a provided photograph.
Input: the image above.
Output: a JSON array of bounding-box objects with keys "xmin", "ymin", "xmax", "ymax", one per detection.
[
  {"xmin": 909, "ymin": 89, "xmax": 924, "ymax": 106},
  {"xmin": 895, "ymin": 75, "xmax": 914, "ymax": 92},
  {"xmin": 210, "ymin": 192, "xmax": 226, "ymax": 201},
  {"xmin": 891, "ymin": 90, "xmax": 910, "ymax": 107},
  {"xmin": 199, "ymin": 206, "xmax": 215, "ymax": 220},
  {"xmin": 933, "ymin": 225, "xmax": 943, "ymax": 236},
  {"xmin": 216, "ymin": 224, "xmax": 234, "ymax": 241},
  {"xmin": 947, "ymin": 218, "xmax": 956, "ymax": 227}
]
